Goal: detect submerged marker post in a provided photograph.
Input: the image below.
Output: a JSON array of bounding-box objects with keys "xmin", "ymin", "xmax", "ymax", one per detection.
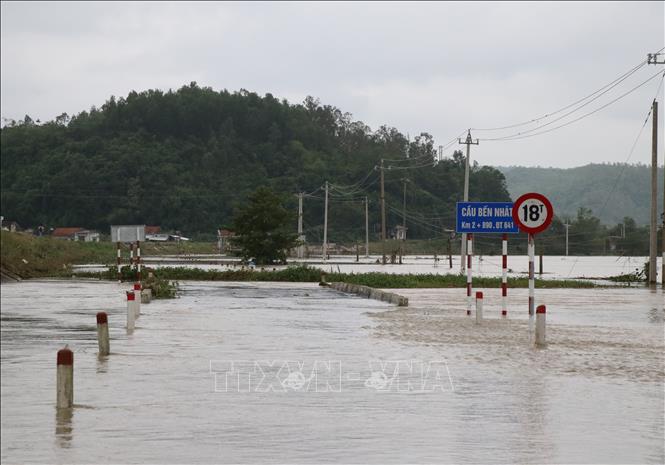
[
  {"xmin": 96, "ymin": 312, "xmax": 110, "ymax": 356},
  {"xmin": 56, "ymin": 346, "xmax": 74, "ymax": 409},
  {"xmin": 126, "ymin": 291, "xmax": 135, "ymax": 332},
  {"xmin": 133, "ymin": 282, "xmax": 141, "ymax": 318},
  {"xmin": 475, "ymin": 291, "xmax": 483, "ymax": 324},
  {"xmin": 535, "ymin": 305, "xmax": 546, "ymax": 346}
]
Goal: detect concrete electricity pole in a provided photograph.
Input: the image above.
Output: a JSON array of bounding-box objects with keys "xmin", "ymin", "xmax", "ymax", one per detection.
[
  {"xmin": 564, "ymin": 223, "xmax": 571, "ymax": 256},
  {"xmin": 380, "ymin": 159, "xmax": 387, "ymax": 265},
  {"xmin": 458, "ymin": 130, "xmax": 479, "ymax": 272},
  {"xmin": 297, "ymin": 192, "xmax": 304, "ymax": 259},
  {"xmin": 647, "ymin": 51, "xmax": 664, "ymax": 284},
  {"xmin": 323, "ymin": 181, "xmax": 329, "ymax": 262},
  {"xmin": 365, "ymin": 196, "xmax": 370, "ymax": 258},
  {"xmin": 402, "ymin": 178, "xmax": 408, "ymax": 232},
  {"xmin": 649, "ymin": 100, "xmax": 658, "ymax": 284}
]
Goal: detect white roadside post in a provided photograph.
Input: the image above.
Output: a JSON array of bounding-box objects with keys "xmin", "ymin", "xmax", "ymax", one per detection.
[
  {"xmin": 96, "ymin": 312, "xmax": 110, "ymax": 356},
  {"xmin": 126, "ymin": 291, "xmax": 136, "ymax": 332},
  {"xmin": 475, "ymin": 291, "xmax": 483, "ymax": 324},
  {"xmin": 56, "ymin": 346, "xmax": 74, "ymax": 409},
  {"xmin": 133, "ymin": 282, "xmax": 142, "ymax": 318},
  {"xmin": 535, "ymin": 305, "xmax": 547, "ymax": 346}
]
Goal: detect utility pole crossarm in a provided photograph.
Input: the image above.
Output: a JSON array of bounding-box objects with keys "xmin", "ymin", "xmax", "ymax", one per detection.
[
  {"xmin": 647, "ymin": 52, "xmax": 665, "ymax": 65},
  {"xmin": 458, "ymin": 130, "xmax": 479, "ymax": 146}
]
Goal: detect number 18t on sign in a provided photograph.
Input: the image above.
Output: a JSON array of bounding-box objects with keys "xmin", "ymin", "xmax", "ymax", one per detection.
[{"xmin": 512, "ymin": 193, "xmax": 553, "ymax": 235}]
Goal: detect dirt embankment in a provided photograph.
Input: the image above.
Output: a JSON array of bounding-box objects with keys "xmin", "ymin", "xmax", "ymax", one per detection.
[{"xmin": 0, "ymin": 231, "xmax": 110, "ymax": 279}]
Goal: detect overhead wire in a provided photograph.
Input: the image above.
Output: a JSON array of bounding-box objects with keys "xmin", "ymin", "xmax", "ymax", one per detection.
[
  {"xmin": 472, "ymin": 58, "xmax": 649, "ymax": 132},
  {"xmin": 480, "ymin": 69, "xmax": 664, "ymax": 142}
]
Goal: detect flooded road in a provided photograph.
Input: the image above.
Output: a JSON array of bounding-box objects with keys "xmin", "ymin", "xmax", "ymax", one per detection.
[{"xmin": 1, "ymin": 280, "xmax": 663, "ymax": 464}]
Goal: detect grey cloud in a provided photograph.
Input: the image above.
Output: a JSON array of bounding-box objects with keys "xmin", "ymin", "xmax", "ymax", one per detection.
[{"xmin": 1, "ymin": 1, "xmax": 663, "ymax": 167}]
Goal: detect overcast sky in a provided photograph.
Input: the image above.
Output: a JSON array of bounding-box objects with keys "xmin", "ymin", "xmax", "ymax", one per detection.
[{"xmin": 1, "ymin": 1, "xmax": 663, "ymax": 167}]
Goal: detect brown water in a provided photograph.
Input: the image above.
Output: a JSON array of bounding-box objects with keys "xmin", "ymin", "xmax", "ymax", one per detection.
[{"xmin": 1, "ymin": 280, "xmax": 663, "ymax": 464}]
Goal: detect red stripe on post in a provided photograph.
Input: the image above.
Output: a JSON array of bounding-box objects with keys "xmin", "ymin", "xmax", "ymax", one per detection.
[
  {"xmin": 126, "ymin": 291, "xmax": 135, "ymax": 301},
  {"xmin": 476, "ymin": 291, "xmax": 483, "ymax": 299},
  {"xmin": 537, "ymin": 305, "xmax": 546, "ymax": 314},
  {"xmin": 502, "ymin": 255, "xmax": 507, "ymax": 268},
  {"xmin": 57, "ymin": 347, "xmax": 73, "ymax": 366},
  {"xmin": 133, "ymin": 283, "xmax": 141, "ymax": 291},
  {"xmin": 466, "ymin": 283, "xmax": 471, "ymax": 296},
  {"xmin": 96, "ymin": 312, "xmax": 108, "ymax": 325},
  {"xmin": 502, "ymin": 283, "xmax": 507, "ymax": 296}
]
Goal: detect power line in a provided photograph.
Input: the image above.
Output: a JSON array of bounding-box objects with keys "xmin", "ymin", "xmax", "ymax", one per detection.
[
  {"xmin": 480, "ymin": 69, "xmax": 665, "ymax": 142},
  {"xmin": 472, "ymin": 59, "xmax": 649, "ymax": 132}
]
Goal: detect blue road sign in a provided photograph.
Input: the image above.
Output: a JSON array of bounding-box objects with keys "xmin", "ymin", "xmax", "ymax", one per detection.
[{"xmin": 456, "ymin": 202, "xmax": 519, "ymax": 234}]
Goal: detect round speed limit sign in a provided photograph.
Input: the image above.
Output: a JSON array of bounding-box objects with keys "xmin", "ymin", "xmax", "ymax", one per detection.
[{"xmin": 512, "ymin": 192, "xmax": 554, "ymax": 235}]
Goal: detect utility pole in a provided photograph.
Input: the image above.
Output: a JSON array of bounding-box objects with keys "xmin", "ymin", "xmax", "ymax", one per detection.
[
  {"xmin": 649, "ymin": 100, "xmax": 658, "ymax": 284},
  {"xmin": 380, "ymin": 159, "xmax": 387, "ymax": 264},
  {"xmin": 402, "ymin": 178, "xmax": 407, "ymax": 231},
  {"xmin": 458, "ymin": 129, "xmax": 479, "ymax": 272},
  {"xmin": 323, "ymin": 181, "xmax": 328, "ymax": 262},
  {"xmin": 365, "ymin": 196, "xmax": 369, "ymax": 258},
  {"xmin": 297, "ymin": 192, "xmax": 304, "ymax": 259},
  {"xmin": 564, "ymin": 223, "xmax": 571, "ymax": 256},
  {"xmin": 648, "ymin": 52, "xmax": 664, "ymax": 285}
]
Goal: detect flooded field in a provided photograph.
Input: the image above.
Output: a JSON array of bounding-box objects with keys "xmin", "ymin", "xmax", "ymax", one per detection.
[
  {"xmin": 75, "ymin": 254, "xmax": 662, "ymax": 281},
  {"xmin": 1, "ymin": 280, "xmax": 663, "ymax": 464}
]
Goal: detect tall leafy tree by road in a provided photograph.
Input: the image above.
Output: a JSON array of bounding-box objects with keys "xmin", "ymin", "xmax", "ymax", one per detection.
[{"xmin": 231, "ymin": 187, "xmax": 298, "ymax": 264}]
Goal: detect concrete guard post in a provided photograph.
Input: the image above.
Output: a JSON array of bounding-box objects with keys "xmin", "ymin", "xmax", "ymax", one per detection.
[
  {"xmin": 126, "ymin": 291, "xmax": 135, "ymax": 332},
  {"xmin": 56, "ymin": 346, "xmax": 74, "ymax": 409},
  {"xmin": 96, "ymin": 312, "xmax": 110, "ymax": 356},
  {"xmin": 475, "ymin": 291, "xmax": 483, "ymax": 324},
  {"xmin": 535, "ymin": 304, "xmax": 547, "ymax": 347},
  {"xmin": 133, "ymin": 282, "xmax": 142, "ymax": 318}
]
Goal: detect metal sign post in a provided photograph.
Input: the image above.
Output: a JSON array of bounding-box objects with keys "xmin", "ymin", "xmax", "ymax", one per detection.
[
  {"xmin": 512, "ymin": 193, "xmax": 554, "ymax": 333},
  {"xmin": 456, "ymin": 202, "xmax": 519, "ymax": 316}
]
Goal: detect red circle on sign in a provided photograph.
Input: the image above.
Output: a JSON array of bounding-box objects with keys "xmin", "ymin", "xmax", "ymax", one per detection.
[{"xmin": 512, "ymin": 192, "xmax": 554, "ymax": 235}]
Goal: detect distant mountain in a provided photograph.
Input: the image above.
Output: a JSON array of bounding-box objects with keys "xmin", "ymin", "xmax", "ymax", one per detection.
[{"xmin": 497, "ymin": 164, "xmax": 664, "ymax": 225}]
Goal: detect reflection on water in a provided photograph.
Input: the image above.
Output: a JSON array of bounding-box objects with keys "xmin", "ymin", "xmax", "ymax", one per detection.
[
  {"xmin": 55, "ymin": 407, "xmax": 73, "ymax": 449},
  {"xmin": 1, "ymin": 280, "xmax": 663, "ymax": 464}
]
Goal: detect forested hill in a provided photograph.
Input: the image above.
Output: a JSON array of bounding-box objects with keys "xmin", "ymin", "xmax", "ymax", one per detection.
[
  {"xmin": 1, "ymin": 83, "xmax": 510, "ymax": 241},
  {"xmin": 498, "ymin": 164, "xmax": 664, "ymax": 226}
]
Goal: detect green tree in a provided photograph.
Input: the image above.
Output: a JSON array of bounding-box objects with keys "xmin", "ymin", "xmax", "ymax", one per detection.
[{"xmin": 231, "ymin": 187, "xmax": 298, "ymax": 264}]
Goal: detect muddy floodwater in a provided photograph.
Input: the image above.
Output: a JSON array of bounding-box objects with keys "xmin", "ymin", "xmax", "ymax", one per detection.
[{"xmin": 1, "ymin": 280, "xmax": 663, "ymax": 464}]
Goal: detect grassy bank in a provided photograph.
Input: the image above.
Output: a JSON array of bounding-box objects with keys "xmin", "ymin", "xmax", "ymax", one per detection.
[
  {"xmin": 74, "ymin": 265, "xmax": 597, "ymax": 289},
  {"xmin": 1, "ymin": 231, "xmax": 110, "ymax": 278}
]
